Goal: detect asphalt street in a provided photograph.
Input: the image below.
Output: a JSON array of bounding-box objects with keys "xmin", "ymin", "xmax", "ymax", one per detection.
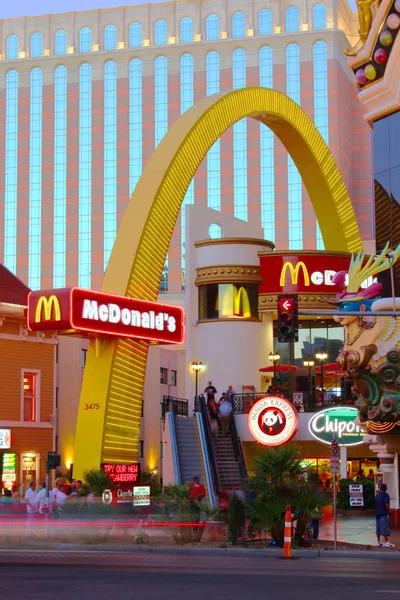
[{"xmin": 0, "ymin": 553, "xmax": 399, "ymax": 599}]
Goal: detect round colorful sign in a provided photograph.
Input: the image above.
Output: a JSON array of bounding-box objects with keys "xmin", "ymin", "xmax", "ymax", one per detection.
[
  {"xmin": 308, "ymin": 406, "xmax": 366, "ymax": 446},
  {"xmin": 248, "ymin": 396, "xmax": 299, "ymax": 446}
]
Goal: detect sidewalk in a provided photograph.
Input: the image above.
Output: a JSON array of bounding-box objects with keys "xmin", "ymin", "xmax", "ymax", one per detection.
[{"xmin": 319, "ymin": 513, "xmax": 400, "ymax": 547}]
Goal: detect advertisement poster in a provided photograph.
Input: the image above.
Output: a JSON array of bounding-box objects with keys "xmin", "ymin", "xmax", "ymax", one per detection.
[
  {"xmin": 133, "ymin": 485, "xmax": 151, "ymax": 507},
  {"xmin": 349, "ymin": 484, "xmax": 364, "ymax": 507}
]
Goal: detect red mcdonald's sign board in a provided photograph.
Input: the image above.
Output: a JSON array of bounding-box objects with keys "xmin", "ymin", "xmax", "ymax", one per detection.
[{"xmin": 27, "ymin": 288, "xmax": 185, "ymax": 345}]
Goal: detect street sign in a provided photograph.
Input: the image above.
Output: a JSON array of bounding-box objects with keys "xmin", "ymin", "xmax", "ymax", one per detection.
[
  {"xmin": 331, "ymin": 439, "xmax": 339, "ymax": 456},
  {"xmin": 330, "ymin": 455, "xmax": 340, "ymax": 474},
  {"xmin": 349, "ymin": 484, "xmax": 364, "ymax": 507}
]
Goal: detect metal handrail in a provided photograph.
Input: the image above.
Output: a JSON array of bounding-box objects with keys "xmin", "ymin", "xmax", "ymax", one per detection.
[
  {"xmin": 230, "ymin": 412, "xmax": 247, "ymax": 482},
  {"xmin": 231, "ymin": 392, "xmax": 356, "ymax": 414},
  {"xmin": 195, "ymin": 394, "xmax": 220, "ymax": 496},
  {"xmin": 161, "ymin": 395, "xmax": 188, "ymax": 420}
]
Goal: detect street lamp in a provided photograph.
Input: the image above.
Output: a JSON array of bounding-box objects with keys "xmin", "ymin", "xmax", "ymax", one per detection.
[
  {"xmin": 191, "ymin": 362, "xmax": 204, "ymax": 398},
  {"xmin": 303, "ymin": 359, "xmax": 315, "ymax": 408},
  {"xmin": 269, "ymin": 351, "xmax": 280, "ymax": 395},
  {"xmin": 316, "ymin": 352, "xmax": 328, "ymax": 403}
]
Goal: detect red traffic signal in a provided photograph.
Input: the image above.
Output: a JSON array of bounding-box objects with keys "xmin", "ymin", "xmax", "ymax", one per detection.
[{"xmin": 277, "ymin": 295, "xmax": 298, "ymax": 343}]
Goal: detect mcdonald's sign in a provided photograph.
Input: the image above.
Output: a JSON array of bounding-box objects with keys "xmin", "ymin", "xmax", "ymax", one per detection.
[
  {"xmin": 220, "ymin": 285, "xmax": 252, "ymax": 319},
  {"xmin": 35, "ymin": 295, "xmax": 62, "ymax": 323},
  {"xmin": 279, "ymin": 262, "xmax": 310, "ymax": 287}
]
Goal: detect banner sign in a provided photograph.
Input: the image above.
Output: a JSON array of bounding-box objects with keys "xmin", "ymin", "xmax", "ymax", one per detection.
[
  {"xmin": 0, "ymin": 429, "xmax": 11, "ymax": 449},
  {"xmin": 349, "ymin": 484, "xmax": 364, "ymax": 507},
  {"xmin": 133, "ymin": 485, "xmax": 151, "ymax": 507},
  {"xmin": 101, "ymin": 463, "xmax": 140, "ymax": 483}
]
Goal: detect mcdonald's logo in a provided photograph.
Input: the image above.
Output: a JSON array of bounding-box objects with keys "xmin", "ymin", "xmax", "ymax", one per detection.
[
  {"xmin": 279, "ymin": 262, "xmax": 310, "ymax": 287},
  {"xmin": 220, "ymin": 286, "xmax": 251, "ymax": 319},
  {"xmin": 35, "ymin": 295, "xmax": 62, "ymax": 323}
]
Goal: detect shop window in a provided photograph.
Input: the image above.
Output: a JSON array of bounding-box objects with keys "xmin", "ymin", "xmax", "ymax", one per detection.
[
  {"xmin": 138, "ymin": 440, "xmax": 144, "ymax": 458},
  {"xmin": 171, "ymin": 370, "xmax": 177, "ymax": 387},
  {"xmin": 22, "ymin": 372, "xmax": 39, "ymax": 422},
  {"xmin": 160, "ymin": 367, "xmax": 168, "ymax": 384},
  {"xmin": 21, "ymin": 453, "xmax": 39, "ymax": 490},
  {"xmin": 198, "ymin": 283, "xmax": 259, "ymax": 321}
]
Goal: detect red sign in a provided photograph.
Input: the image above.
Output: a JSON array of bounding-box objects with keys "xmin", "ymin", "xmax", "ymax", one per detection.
[
  {"xmin": 101, "ymin": 463, "xmax": 140, "ymax": 483},
  {"xmin": 259, "ymin": 253, "xmax": 354, "ymax": 295},
  {"xmin": 27, "ymin": 288, "xmax": 185, "ymax": 344},
  {"xmin": 248, "ymin": 396, "xmax": 299, "ymax": 447}
]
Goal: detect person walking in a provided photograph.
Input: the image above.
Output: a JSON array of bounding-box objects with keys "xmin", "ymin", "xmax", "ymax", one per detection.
[
  {"xmin": 36, "ymin": 482, "xmax": 54, "ymax": 514},
  {"xmin": 219, "ymin": 395, "xmax": 233, "ymax": 436},
  {"xmin": 226, "ymin": 385, "xmax": 236, "ymax": 402},
  {"xmin": 25, "ymin": 481, "xmax": 38, "ymax": 516},
  {"xmin": 204, "ymin": 381, "xmax": 217, "ymax": 403},
  {"xmin": 189, "ymin": 476, "xmax": 206, "ymax": 540},
  {"xmin": 376, "ymin": 483, "xmax": 395, "ymax": 547},
  {"xmin": 207, "ymin": 398, "xmax": 219, "ymax": 437}
]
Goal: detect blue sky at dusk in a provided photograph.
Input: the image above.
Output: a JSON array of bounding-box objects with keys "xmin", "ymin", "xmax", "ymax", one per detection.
[{"xmin": 1, "ymin": 0, "xmax": 357, "ymax": 20}]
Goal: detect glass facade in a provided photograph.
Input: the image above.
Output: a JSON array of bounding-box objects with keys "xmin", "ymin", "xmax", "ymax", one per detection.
[
  {"xmin": 259, "ymin": 9, "xmax": 272, "ymax": 35},
  {"xmin": 129, "ymin": 22, "xmax": 142, "ymax": 47},
  {"xmin": 286, "ymin": 6, "xmax": 300, "ymax": 32},
  {"xmin": 129, "ymin": 59, "xmax": 142, "ymax": 195},
  {"xmin": 53, "ymin": 66, "xmax": 67, "ymax": 288},
  {"xmin": 30, "ymin": 33, "xmax": 43, "ymax": 58},
  {"xmin": 78, "ymin": 64, "xmax": 92, "ymax": 288},
  {"xmin": 104, "ymin": 25, "xmax": 117, "ymax": 50},
  {"xmin": 55, "ymin": 30, "xmax": 67, "ymax": 55},
  {"xmin": 28, "ymin": 68, "xmax": 43, "ymax": 289},
  {"xmin": 6, "ymin": 35, "xmax": 18, "ymax": 60},
  {"xmin": 259, "ymin": 46, "xmax": 274, "ymax": 242},
  {"xmin": 233, "ymin": 48, "xmax": 247, "ymax": 221},
  {"xmin": 313, "ymin": 3, "xmax": 327, "ymax": 29},
  {"xmin": 206, "ymin": 14, "xmax": 219, "ymax": 40},
  {"xmin": 232, "ymin": 12, "xmax": 246, "ymax": 37},
  {"xmin": 155, "ymin": 20, "xmax": 167, "ymax": 45},
  {"xmin": 274, "ymin": 320, "xmax": 344, "ymax": 367},
  {"xmin": 286, "ymin": 43, "xmax": 302, "ymax": 250},
  {"xmin": 103, "ymin": 61, "xmax": 117, "ymax": 270},
  {"xmin": 4, "ymin": 71, "xmax": 18, "ymax": 273},
  {"xmin": 199, "ymin": 283, "xmax": 259, "ymax": 321},
  {"xmin": 180, "ymin": 53, "xmax": 194, "ymax": 286},
  {"xmin": 80, "ymin": 27, "xmax": 92, "ymax": 52},
  {"xmin": 180, "ymin": 18, "xmax": 193, "ymax": 43},
  {"xmin": 206, "ymin": 51, "xmax": 221, "ymax": 212},
  {"xmin": 314, "ymin": 41, "xmax": 328, "ymax": 250}
]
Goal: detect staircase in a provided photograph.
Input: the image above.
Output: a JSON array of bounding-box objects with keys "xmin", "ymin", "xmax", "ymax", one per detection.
[
  {"xmin": 213, "ymin": 431, "xmax": 242, "ymax": 489},
  {"xmin": 174, "ymin": 417, "xmax": 204, "ymax": 485}
]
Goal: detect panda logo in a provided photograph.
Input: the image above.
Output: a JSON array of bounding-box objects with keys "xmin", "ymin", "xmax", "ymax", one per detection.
[{"xmin": 260, "ymin": 408, "xmax": 285, "ymax": 436}]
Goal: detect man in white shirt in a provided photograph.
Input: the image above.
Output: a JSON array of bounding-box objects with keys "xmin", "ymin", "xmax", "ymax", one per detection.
[
  {"xmin": 219, "ymin": 396, "xmax": 233, "ymax": 436},
  {"xmin": 54, "ymin": 484, "xmax": 68, "ymax": 509},
  {"xmin": 25, "ymin": 481, "xmax": 38, "ymax": 515},
  {"xmin": 36, "ymin": 482, "xmax": 54, "ymax": 514}
]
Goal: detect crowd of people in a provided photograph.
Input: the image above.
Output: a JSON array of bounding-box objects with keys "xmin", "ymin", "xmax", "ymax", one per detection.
[
  {"xmin": 204, "ymin": 382, "xmax": 234, "ymax": 437},
  {"xmin": 0, "ymin": 478, "xmax": 85, "ymax": 515}
]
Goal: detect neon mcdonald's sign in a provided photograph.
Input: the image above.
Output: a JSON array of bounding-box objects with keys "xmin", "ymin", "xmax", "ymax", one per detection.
[
  {"xmin": 279, "ymin": 262, "xmax": 310, "ymax": 287},
  {"xmin": 220, "ymin": 286, "xmax": 251, "ymax": 318},
  {"xmin": 35, "ymin": 295, "xmax": 62, "ymax": 323}
]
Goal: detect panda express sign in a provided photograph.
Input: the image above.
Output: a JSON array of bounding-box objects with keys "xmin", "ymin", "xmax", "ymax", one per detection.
[
  {"xmin": 248, "ymin": 397, "xmax": 299, "ymax": 446},
  {"xmin": 27, "ymin": 287, "xmax": 185, "ymax": 344}
]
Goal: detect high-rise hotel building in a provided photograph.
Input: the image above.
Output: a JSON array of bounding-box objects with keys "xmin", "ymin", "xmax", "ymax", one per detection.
[{"xmin": 0, "ymin": 0, "xmax": 372, "ymax": 294}]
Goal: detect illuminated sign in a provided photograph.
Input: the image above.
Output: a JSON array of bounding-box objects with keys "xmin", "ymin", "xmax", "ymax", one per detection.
[
  {"xmin": 1, "ymin": 452, "xmax": 16, "ymax": 491},
  {"xmin": 221, "ymin": 286, "xmax": 251, "ymax": 319},
  {"xmin": 28, "ymin": 288, "xmax": 185, "ymax": 345},
  {"xmin": 308, "ymin": 407, "xmax": 366, "ymax": 446},
  {"xmin": 280, "ymin": 262, "xmax": 310, "ymax": 287},
  {"xmin": 133, "ymin": 485, "xmax": 151, "ymax": 506},
  {"xmin": 248, "ymin": 397, "xmax": 299, "ymax": 447},
  {"xmin": 0, "ymin": 429, "xmax": 11, "ymax": 450},
  {"xmin": 101, "ymin": 463, "xmax": 140, "ymax": 483}
]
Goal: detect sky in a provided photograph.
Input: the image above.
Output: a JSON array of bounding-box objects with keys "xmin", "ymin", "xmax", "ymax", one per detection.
[{"xmin": 1, "ymin": 0, "xmax": 357, "ymax": 20}]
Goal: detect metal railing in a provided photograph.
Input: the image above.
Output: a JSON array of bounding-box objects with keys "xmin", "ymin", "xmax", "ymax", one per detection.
[
  {"xmin": 195, "ymin": 395, "xmax": 220, "ymax": 496},
  {"xmin": 161, "ymin": 395, "xmax": 188, "ymax": 420},
  {"xmin": 231, "ymin": 392, "xmax": 356, "ymax": 414},
  {"xmin": 230, "ymin": 412, "xmax": 248, "ymax": 482}
]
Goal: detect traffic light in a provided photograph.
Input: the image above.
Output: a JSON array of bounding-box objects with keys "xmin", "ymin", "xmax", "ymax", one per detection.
[
  {"xmin": 277, "ymin": 295, "xmax": 298, "ymax": 343},
  {"xmin": 47, "ymin": 452, "xmax": 61, "ymax": 470}
]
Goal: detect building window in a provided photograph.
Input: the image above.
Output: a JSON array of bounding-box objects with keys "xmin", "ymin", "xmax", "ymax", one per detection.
[
  {"xmin": 55, "ymin": 30, "xmax": 67, "ymax": 55},
  {"xmin": 180, "ymin": 53, "xmax": 194, "ymax": 289},
  {"xmin": 104, "ymin": 61, "xmax": 117, "ymax": 270},
  {"xmin": 53, "ymin": 66, "xmax": 67, "ymax": 288},
  {"xmin": 139, "ymin": 440, "xmax": 144, "ymax": 459},
  {"xmin": 6, "ymin": 35, "xmax": 18, "ymax": 60},
  {"xmin": 286, "ymin": 43, "xmax": 302, "ymax": 250},
  {"xmin": 232, "ymin": 12, "xmax": 245, "ymax": 37},
  {"xmin": 78, "ymin": 63, "xmax": 92, "ymax": 288},
  {"xmin": 160, "ymin": 441, "xmax": 163, "ymax": 459},
  {"xmin": 4, "ymin": 70, "xmax": 18, "ymax": 274},
  {"xmin": 130, "ymin": 59, "xmax": 142, "ymax": 195},
  {"xmin": 130, "ymin": 22, "xmax": 142, "ymax": 47},
  {"xmin": 23, "ymin": 372, "xmax": 39, "ymax": 422},
  {"xmin": 30, "ymin": 33, "xmax": 43, "ymax": 58},
  {"xmin": 199, "ymin": 283, "xmax": 259, "ymax": 321},
  {"xmin": 80, "ymin": 27, "xmax": 92, "ymax": 53},
  {"xmin": 259, "ymin": 9, "xmax": 272, "ymax": 35},
  {"xmin": 81, "ymin": 349, "xmax": 87, "ymax": 368},
  {"xmin": 286, "ymin": 6, "xmax": 300, "ymax": 32},
  {"xmin": 155, "ymin": 56, "xmax": 168, "ymax": 292},
  {"xmin": 160, "ymin": 367, "xmax": 168, "ymax": 385},
  {"xmin": 259, "ymin": 46, "xmax": 274, "ymax": 243},
  {"xmin": 154, "ymin": 20, "xmax": 167, "ymax": 45},
  {"xmin": 180, "ymin": 17, "xmax": 193, "ymax": 43},
  {"xmin": 232, "ymin": 49, "xmax": 247, "ymax": 222},
  {"xmin": 208, "ymin": 223, "xmax": 222, "ymax": 239},
  {"xmin": 313, "ymin": 3, "xmax": 327, "ymax": 29},
  {"xmin": 104, "ymin": 24, "xmax": 117, "ymax": 50},
  {"xmin": 171, "ymin": 370, "xmax": 177, "ymax": 386},
  {"xmin": 28, "ymin": 68, "xmax": 43, "ymax": 289},
  {"xmin": 206, "ymin": 14, "xmax": 219, "ymax": 40},
  {"xmin": 206, "ymin": 51, "xmax": 221, "ymax": 212},
  {"xmin": 313, "ymin": 41, "xmax": 328, "ymax": 249}
]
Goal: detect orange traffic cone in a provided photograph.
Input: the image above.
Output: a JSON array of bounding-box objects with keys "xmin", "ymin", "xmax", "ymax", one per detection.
[{"xmin": 283, "ymin": 504, "xmax": 292, "ymax": 559}]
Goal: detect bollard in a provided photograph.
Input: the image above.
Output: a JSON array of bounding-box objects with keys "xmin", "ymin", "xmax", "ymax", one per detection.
[{"xmin": 283, "ymin": 504, "xmax": 292, "ymax": 559}]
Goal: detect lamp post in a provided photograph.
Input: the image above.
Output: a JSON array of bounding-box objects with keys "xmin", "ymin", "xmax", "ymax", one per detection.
[
  {"xmin": 303, "ymin": 359, "xmax": 315, "ymax": 409},
  {"xmin": 316, "ymin": 352, "xmax": 328, "ymax": 404},
  {"xmin": 269, "ymin": 351, "xmax": 280, "ymax": 395},
  {"xmin": 191, "ymin": 362, "xmax": 203, "ymax": 398}
]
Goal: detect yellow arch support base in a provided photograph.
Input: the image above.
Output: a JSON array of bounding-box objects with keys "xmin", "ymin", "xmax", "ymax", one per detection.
[{"xmin": 73, "ymin": 87, "xmax": 363, "ymax": 477}]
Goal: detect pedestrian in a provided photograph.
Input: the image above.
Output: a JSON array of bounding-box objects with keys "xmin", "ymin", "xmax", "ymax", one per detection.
[
  {"xmin": 76, "ymin": 480, "xmax": 83, "ymax": 495},
  {"xmin": 24, "ymin": 481, "xmax": 38, "ymax": 516},
  {"xmin": 53, "ymin": 483, "xmax": 68, "ymax": 517},
  {"xmin": 11, "ymin": 485, "xmax": 20, "ymax": 500},
  {"xmin": 204, "ymin": 381, "xmax": 217, "ymax": 403},
  {"xmin": 219, "ymin": 395, "xmax": 233, "ymax": 436},
  {"xmin": 226, "ymin": 385, "xmax": 236, "ymax": 402},
  {"xmin": 36, "ymin": 482, "xmax": 54, "ymax": 514},
  {"xmin": 207, "ymin": 397, "xmax": 219, "ymax": 437},
  {"xmin": 189, "ymin": 476, "xmax": 206, "ymax": 541},
  {"xmin": 0, "ymin": 489, "xmax": 14, "ymax": 505},
  {"xmin": 367, "ymin": 469, "xmax": 374, "ymax": 480},
  {"xmin": 376, "ymin": 483, "xmax": 395, "ymax": 547},
  {"xmin": 67, "ymin": 479, "xmax": 79, "ymax": 496}
]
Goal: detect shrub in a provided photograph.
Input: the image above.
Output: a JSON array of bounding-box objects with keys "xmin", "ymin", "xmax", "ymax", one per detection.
[{"xmin": 228, "ymin": 492, "xmax": 245, "ymax": 545}]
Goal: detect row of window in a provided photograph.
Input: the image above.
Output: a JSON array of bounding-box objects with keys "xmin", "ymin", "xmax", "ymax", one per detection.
[
  {"xmin": 4, "ymin": 5, "xmax": 327, "ymax": 59},
  {"xmin": 3, "ymin": 42, "xmax": 328, "ymax": 289},
  {"xmin": 160, "ymin": 367, "xmax": 177, "ymax": 386}
]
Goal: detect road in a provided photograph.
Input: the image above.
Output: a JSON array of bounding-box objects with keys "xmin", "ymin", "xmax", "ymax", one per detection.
[{"xmin": 0, "ymin": 552, "xmax": 398, "ymax": 599}]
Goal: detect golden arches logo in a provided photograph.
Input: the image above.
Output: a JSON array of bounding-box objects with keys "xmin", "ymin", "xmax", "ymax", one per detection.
[
  {"xmin": 35, "ymin": 295, "xmax": 61, "ymax": 323},
  {"xmin": 279, "ymin": 262, "xmax": 310, "ymax": 287},
  {"xmin": 220, "ymin": 286, "xmax": 251, "ymax": 319}
]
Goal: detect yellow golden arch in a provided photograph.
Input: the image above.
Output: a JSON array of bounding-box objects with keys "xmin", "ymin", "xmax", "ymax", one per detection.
[{"xmin": 73, "ymin": 87, "xmax": 363, "ymax": 476}]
